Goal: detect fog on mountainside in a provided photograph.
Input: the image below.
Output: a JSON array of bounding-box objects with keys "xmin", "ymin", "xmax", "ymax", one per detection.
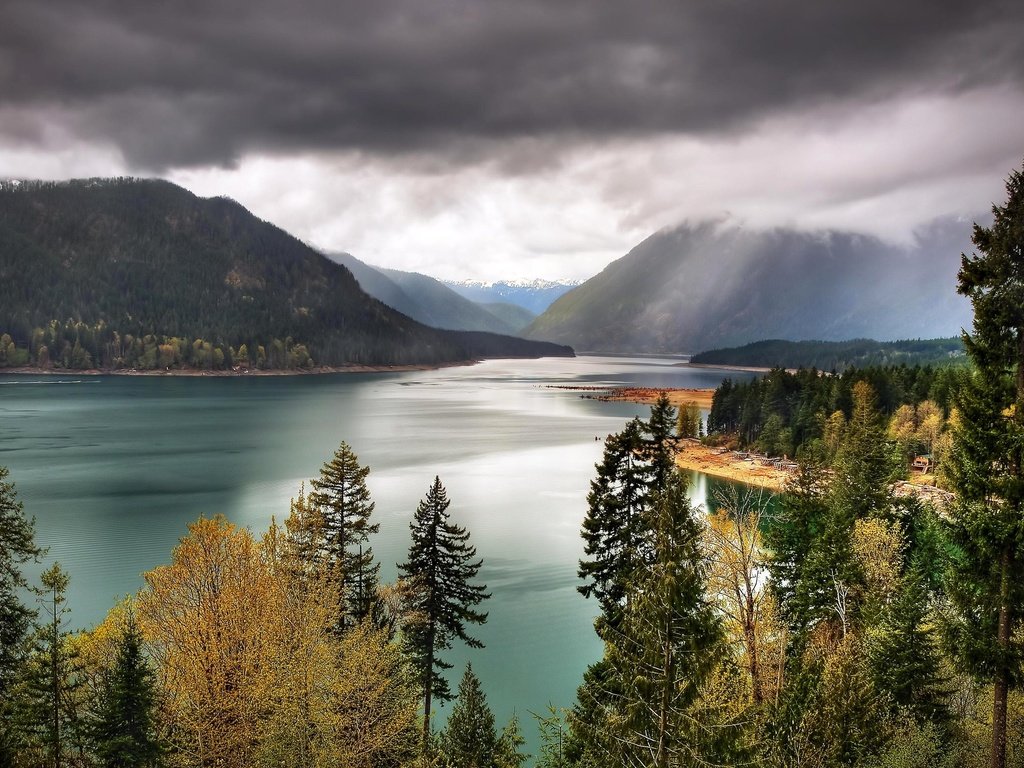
[{"xmin": 526, "ymin": 220, "xmax": 975, "ymax": 354}]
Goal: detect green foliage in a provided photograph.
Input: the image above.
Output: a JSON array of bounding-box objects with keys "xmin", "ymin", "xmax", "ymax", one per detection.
[
  {"xmin": 90, "ymin": 610, "xmax": 162, "ymax": 767},
  {"xmin": 707, "ymin": 363, "xmax": 966, "ymax": 459},
  {"xmin": 602, "ymin": 471, "xmax": 732, "ymax": 767},
  {"xmin": 945, "ymin": 161, "xmax": 1024, "ymax": 768},
  {"xmin": 399, "ymin": 477, "xmax": 490, "ymax": 749},
  {"xmin": 14, "ymin": 563, "xmax": 85, "ymax": 767},
  {"xmin": 436, "ymin": 664, "xmax": 527, "ymax": 768},
  {"xmin": 692, "ymin": 337, "xmax": 968, "ymax": 370},
  {"xmin": 308, "ymin": 442, "xmax": 380, "ymax": 632}
]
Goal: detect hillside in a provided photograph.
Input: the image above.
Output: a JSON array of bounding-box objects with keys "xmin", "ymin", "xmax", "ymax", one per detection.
[
  {"xmin": 690, "ymin": 337, "xmax": 967, "ymax": 370},
  {"xmin": 525, "ymin": 221, "xmax": 974, "ymax": 353},
  {"xmin": 378, "ymin": 267, "xmax": 522, "ymax": 334},
  {"xmin": 0, "ymin": 178, "xmax": 572, "ymax": 368},
  {"xmin": 444, "ymin": 279, "xmax": 580, "ymax": 315}
]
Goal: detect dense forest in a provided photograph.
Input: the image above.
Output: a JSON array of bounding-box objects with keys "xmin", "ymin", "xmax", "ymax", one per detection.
[
  {"xmin": 0, "ymin": 179, "xmax": 572, "ymax": 370},
  {"xmin": 706, "ymin": 364, "xmax": 969, "ymax": 476},
  {"xmin": 691, "ymin": 337, "xmax": 967, "ymax": 371}
]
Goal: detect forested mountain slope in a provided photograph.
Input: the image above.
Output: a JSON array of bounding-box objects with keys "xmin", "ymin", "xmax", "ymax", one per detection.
[{"xmin": 0, "ymin": 178, "xmax": 571, "ymax": 367}]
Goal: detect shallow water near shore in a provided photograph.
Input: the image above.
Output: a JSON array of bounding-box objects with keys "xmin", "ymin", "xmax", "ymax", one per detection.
[{"xmin": 0, "ymin": 355, "xmax": 756, "ymax": 748}]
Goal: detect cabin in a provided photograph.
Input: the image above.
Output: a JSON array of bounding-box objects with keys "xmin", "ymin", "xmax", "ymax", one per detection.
[{"xmin": 911, "ymin": 455, "xmax": 932, "ymax": 473}]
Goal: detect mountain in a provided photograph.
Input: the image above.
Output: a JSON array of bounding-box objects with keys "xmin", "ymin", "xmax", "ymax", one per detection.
[
  {"xmin": 378, "ymin": 267, "xmax": 522, "ymax": 334},
  {"xmin": 525, "ymin": 221, "xmax": 974, "ymax": 353},
  {"xmin": 329, "ymin": 254, "xmax": 535, "ymax": 334},
  {"xmin": 478, "ymin": 302, "xmax": 536, "ymax": 332},
  {"xmin": 0, "ymin": 178, "xmax": 572, "ymax": 368},
  {"xmin": 444, "ymin": 279, "xmax": 581, "ymax": 315}
]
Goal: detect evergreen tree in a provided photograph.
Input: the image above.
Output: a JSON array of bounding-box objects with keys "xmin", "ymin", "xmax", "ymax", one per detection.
[
  {"xmin": 0, "ymin": 465, "xmax": 44, "ymax": 759},
  {"xmin": 308, "ymin": 441, "xmax": 380, "ymax": 632},
  {"xmin": 18, "ymin": 563, "xmax": 82, "ymax": 768},
  {"xmin": 947, "ymin": 161, "xmax": 1024, "ymax": 768},
  {"xmin": 578, "ymin": 398, "xmax": 679, "ymax": 629},
  {"xmin": 578, "ymin": 419, "xmax": 650, "ymax": 624},
  {"xmin": 867, "ymin": 567, "xmax": 950, "ymax": 728},
  {"xmin": 493, "ymin": 712, "xmax": 529, "ymax": 768},
  {"xmin": 436, "ymin": 664, "xmax": 497, "ymax": 768},
  {"xmin": 399, "ymin": 477, "xmax": 490, "ymax": 752},
  {"xmin": 91, "ymin": 609, "xmax": 162, "ymax": 767},
  {"xmin": 602, "ymin": 472, "xmax": 729, "ymax": 768}
]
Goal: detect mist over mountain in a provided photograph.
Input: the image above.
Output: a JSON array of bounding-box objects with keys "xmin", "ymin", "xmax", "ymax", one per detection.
[
  {"xmin": 0, "ymin": 178, "xmax": 572, "ymax": 367},
  {"xmin": 444, "ymin": 279, "xmax": 581, "ymax": 315},
  {"xmin": 525, "ymin": 220, "xmax": 975, "ymax": 354}
]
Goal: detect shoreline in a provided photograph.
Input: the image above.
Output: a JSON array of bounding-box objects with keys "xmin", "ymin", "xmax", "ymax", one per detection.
[
  {"xmin": 0, "ymin": 361, "xmax": 478, "ymax": 377},
  {"xmin": 684, "ymin": 362, "xmax": 800, "ymax": 374},
  {"xmin": 674, "ymin": 440, "xmax": 791, "ymax": 491},
  {"xmin": 556, "ymin": 385, "xmax": 716, "ymax": 409}
]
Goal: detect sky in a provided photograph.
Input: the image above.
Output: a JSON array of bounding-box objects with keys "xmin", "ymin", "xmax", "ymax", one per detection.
[{"xmin": 2, "ymin": 0, "xmax": 1023, "ymax": 282}]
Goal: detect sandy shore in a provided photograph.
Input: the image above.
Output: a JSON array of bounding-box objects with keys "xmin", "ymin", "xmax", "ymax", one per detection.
[
  {"xmin": 674, "ymin": 440, "xmax": 791, "ymax": 491},
  {"xmin": 555, "ymin": 385, "xmax": 716, "ymax": 409}
]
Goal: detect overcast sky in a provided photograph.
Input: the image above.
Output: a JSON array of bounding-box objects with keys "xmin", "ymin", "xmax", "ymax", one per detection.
[{"xmin": 2, "ymin": 1, "xmax": 1023, "ymax": 281}]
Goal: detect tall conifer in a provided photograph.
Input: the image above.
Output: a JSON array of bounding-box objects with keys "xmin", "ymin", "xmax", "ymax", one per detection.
[
  {"xmin": 947, "ymin": 161, "xmax": 1024, "ymax": 768},
  {"xmin": 308, "ymin": 441, "xmax": 380, "ymax": 632},
  {"xmin": 399, "ymin": 477, "xmax": 489, "ymax": 752}
]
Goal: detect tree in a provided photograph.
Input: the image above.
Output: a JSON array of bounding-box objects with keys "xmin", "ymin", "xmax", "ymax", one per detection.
[
  {"xmin": 0, "ymin": 465, "xmax": 44, "ymax": 758},
  {"xmin": 18, "ymin": 563, "xmax": 82, "ymax": 768},
  {"xmin": 578, "ymin": 398, "xmax": 679, "ymax": 629},
  {"xmin": 436, "ymin": 664, "xmax": 498, "ymax": 768},
  {"xmin": 578, "ymin": 419, "xmax": 651, "ymax": 624},
  {"xmin": 398, "ymin": 477, "xmax": 490, "ymax": 752},
  {"xmin": 704, "ymin": 485, "xmax": 783, "ymax": 705},
  {"xmin": 90, "ymin": 608, "xmax": 162, "ymax": 767},
  {"xmin": 602, "ymin": 472, "xmax": 728, "ymax": 768},
  {"xmin": 308, "ymin": 442, "xmax": 380, "ymax": 633},
  {"xmin": 947, "ymin": 161, "xmax": 1024, "ymax": 768},
  {"xmin": 138, "ymin": 516, "xmax": 277, "ymax": 767}
]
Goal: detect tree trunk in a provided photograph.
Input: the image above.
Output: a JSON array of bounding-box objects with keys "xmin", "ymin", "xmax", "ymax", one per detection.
[
  {"xmin": 422, "ymin": 625, "xmax": 435, "ymax": 755},
  {"xmin": 991, "ymin": 546, "xmax": 1013, "ymax": 768}
]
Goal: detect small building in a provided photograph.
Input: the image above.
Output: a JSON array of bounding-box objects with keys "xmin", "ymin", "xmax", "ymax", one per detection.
[{"xmin": 912, "ymin": 455, "xmax": 932, "ymax": 473}]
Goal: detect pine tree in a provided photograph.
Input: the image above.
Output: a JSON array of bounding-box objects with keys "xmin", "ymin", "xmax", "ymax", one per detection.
[
  {"xmin": 91, "ymin": 609, "xmax": 162, "ymax": 767},
  {"xmin": 867, "ymin": 566, "xmax": 950, "ymax": 728},
  {"xmin": 308, "ymin": 441, "xmax": 380, "ymax": 632},
  {"xmin": 578, "ymin": 398, "xmax": 679, "ymax": 629},
  {"xmin": 493, "ymin": 712, "xmax": 529, "ymax": 768},
  {"xmin": 18, "ymin": 563, "xmax": 82, "ymax": 768},
  {"xmin": 399, "ymin": 477, "xmax": 490, "ymax": 752},
  {"xmin": 602, "ymin": 471, "xmax": 729, "ymax": 768},
  {"xmin": 436, "ymin": 664, "xmax": 498, "ymax": 768},
  {"xmin": 0, "ymin": 465, "xmax": 44, "ymax": 759},
  {"xmin": 578, "ymin": 419, "xmax": 651, "ymax": 624},
  {"xmin": 947, "ymin": 161, "xmax": 1024, "ymax": 768}
]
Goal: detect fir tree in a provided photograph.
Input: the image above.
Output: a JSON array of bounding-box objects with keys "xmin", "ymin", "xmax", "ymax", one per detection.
[
  {"xmin": 867, "ymin": 566, "xmax": 950, "ymax": 728},
  {"xmin": 602, "ymin": 471, "xmax": 729, "ymax": 768},
  {"xmin": 493, "ymin": 712, "xmax": 529, "ymax": 768},
  {"xmin": 436, "ymin": 663, "xmax": 497, "ymax": 768},
  {"xmin": 91, "ymin": 609, "xmax": 162, "ymax": 767},
  {"xmin": 947, "ymin": 161, "xmax": 1024, "ymax": 768},
  {"xmin": 0, "ymin": 465, "xmax": 44, "ymax": 759},
  {"xmin": 578, "ymin": 419, "xmax": 651, "ymax": 624},
  {"xmin": 308, "ymin": 441, "xmax": 380, "ymax": 632},
  {"xmin": 399, "ymin": 477, "xmax": 490, "ymax": 752},
  {"xmin": 18, "ymin": 563, "xmax": 82, "ymax": 768}
]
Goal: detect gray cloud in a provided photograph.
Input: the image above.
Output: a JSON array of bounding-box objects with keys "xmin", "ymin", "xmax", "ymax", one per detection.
[{"xmin": 3, "ymin": 0, "xmax": 1022, "ymax": 170}]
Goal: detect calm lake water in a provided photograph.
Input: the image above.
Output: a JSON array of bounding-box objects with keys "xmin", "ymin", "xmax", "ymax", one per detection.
[{"xmin": 0, "ymin": 355, "xmax": 755, "ymax": 747}]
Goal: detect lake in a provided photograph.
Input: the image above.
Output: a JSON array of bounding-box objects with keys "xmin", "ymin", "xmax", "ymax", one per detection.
[{"xmin": 0, "ymin": 355, "xmax": 756, "ymax": 748}]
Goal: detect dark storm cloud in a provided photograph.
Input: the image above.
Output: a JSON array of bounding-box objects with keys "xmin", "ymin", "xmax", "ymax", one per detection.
[{"xmin": 2, "ymin": 0, "xmax": 1023, "ymax": 169}]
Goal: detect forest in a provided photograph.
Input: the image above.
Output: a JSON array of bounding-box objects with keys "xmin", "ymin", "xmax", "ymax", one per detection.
[
  {"xmin": 690, "ymin": 337, "xmax": 967, "ymax": 371},
  {"xmin": 0, "ymin": 178, "xmax": 572, "ymax": 369},
  {"xmin": 1, "ymin": 162, "xmax": 1022, "ymax": 768}
]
